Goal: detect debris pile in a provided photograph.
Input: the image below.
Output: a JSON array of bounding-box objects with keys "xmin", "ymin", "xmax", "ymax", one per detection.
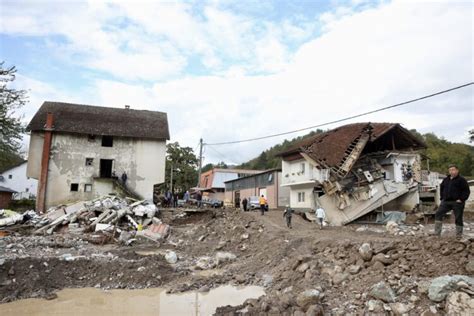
[{"xmin": 1, "ymin": 196, "xmax": 170, "ymax": 244}]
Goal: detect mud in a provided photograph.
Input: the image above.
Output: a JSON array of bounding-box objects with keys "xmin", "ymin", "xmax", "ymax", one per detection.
[{"xmin": 1, "ymin": 207, "xmax": 473, "ymax": 315}]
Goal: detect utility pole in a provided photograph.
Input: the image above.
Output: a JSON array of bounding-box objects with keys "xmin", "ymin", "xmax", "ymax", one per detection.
[
  {"xmin": 197, "ymin": 138, "xmax": 203, "ymax": 187},
  {"xmin": 170, "ymin": 163, "xmax": 173, "ymax": 192}
]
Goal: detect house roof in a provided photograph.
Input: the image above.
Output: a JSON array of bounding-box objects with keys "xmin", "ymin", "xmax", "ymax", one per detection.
[
  {"xmin": 27, "ymin": 101, "xmax": 170, "ymax": 140},
  {"xmin": 0, "ymin": 160, "xmax": 27, "ymax": 174},
  {"xmin": 224, "ymin": 168, "xmax": 281, "ymax": 184},
  {"xmin": 280, "ymin": 122, "xmax": 426, "ymax": 169},
  {"xmin": 0, "ymin": 186, "xmax": 17, "ymax": 193}
]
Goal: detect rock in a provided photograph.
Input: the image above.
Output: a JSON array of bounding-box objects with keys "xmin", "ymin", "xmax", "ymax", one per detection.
[
  {"xmin": 386, "ymin": 221, "xmax": 399, "ymax": 234},
  {"xmin": 420, "ymin": 306, "xmax": 439, "ymax": 316},
  {"xmin": 356, "ymin": 226, "xmax": 368, "ymax": 232},
  {"xmin": 445, "ymin": 291, "xmax": 474, "ymax": 315},
  {"xmin": 165, "ymin": 251, "xmax": 178, "ymax": 264},
  {"xmin": 372, "ymin": 253, "xmax": 394, "ymax": 265},
  {"xmin": 297, "ymin": 262, "xmax": 310, "ymax": 273},
  {"xmin": 8, "ymin": 267, "xmax": 14, "ymax": 276},
  {"xmin": 428, "ymin": 275, "xmax": 474, "ymax": 302},
  {"xmin": 293, "ymin": 311, "xmax": 305, "ymax": 316},
  {"xmin": 137, "ymin": 266, "xmax": 145, "ymax": 272},
  {"xmin": 296, "ymin": 289, "xmax": 321, "ymax": 308},
  {"xmin": 373, "ymin": 261, "xmax": 385, "ymax": 270},
  {"xmin": 0, "ymin": 258, "xmax": 5, "ymax": 266},
  {"xmin": 215, "ymin": 252, "xmax": 237, "ymax": 265},
  {"xmin": 466, "ymin": 260, "xmax": 474, "ymax": 274},
  {"xmin": 390, "ymin": 302, "xmax": 414, "ymax": 315},
  {"xmin": 262, "ymin": 274, "xmax": 273, "ymax": 287},
  {"xmin": 367, "ymin": 300, "xmax": 383, "ymax": 312},
  {"xmin": 306, "ymin": 304, "xmax": 324, "ymax": 316},
  {"xmin": 195, "ymin": 256, "xmax": 216, "ymax": 270},
  {"xmin": 359, "ymin": 243, "xmax": 373, "ymax": 261},
  {"xmin": 370, "ymin": 281, "xmax": 396, "ymax": 303},
  {"xmin": 348, "ymin": 265, "xmax": 362, "ymax": 275},
  {"xmin": 45, "ymin": 292, "xmax": 58, "ymax": 300},
  {"xmin": 333, "ymin": 272, "xmax": 350, "ymax": 285},
  {"xmin": 241, "ymin": 233, "xmax": 249, "ymax": 240},
  {"xmin": 418, "ymin": 279, "xmax": 431, "ymax": 295}
]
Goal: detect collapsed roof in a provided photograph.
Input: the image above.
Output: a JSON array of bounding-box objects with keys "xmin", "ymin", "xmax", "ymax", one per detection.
[
  {"xmin": 281, "ymin": 122, "xmax": 426, "ymax": 178},
  {"xmin": 27, "ymin": 101, "xmax": 170, "ymax": 140}
]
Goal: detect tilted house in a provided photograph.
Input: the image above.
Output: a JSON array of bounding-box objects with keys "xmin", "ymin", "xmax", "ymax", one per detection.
[
  {"xmin": 280, "ymin": 122, "xmax": 426, "ymax": 225},
  {"xmin": 27, "ymin": 101, "xmax": 170, "ymax": 212}
]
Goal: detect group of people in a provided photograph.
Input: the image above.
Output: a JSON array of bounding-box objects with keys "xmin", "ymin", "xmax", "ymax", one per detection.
[
  {"xmin": 240, "ymin": 195, "xmax": 269, "ymax": 215},
  {"xmin": 283, "ymin": 205, "xmax": 326, "ymax": 230},
  {"xmin": 163, "ymin": 190, "xmax": 192, "ymax": 208}
]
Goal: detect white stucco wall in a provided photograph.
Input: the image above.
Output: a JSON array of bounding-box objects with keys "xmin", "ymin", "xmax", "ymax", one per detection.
[
  {"xmin": 27, "ymin": 132, "xmax": 166, "ymax": 208},
  {"xmin": 0, "ymin": 162, "xmax": 38, "ymax": 199}
]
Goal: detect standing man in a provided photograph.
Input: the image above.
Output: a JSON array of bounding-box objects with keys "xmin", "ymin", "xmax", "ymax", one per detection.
[
  {"xmin": 433, "ymin": 164, "xmax": 470, "ymax": 238},
  {"xmin": 242, "ymin": 197, "xmax": 248, "ymax": 212},
  {"xmin": 315, "ymin": 206, "xmax": 326, "ymax": 230},
  {"xmin": 196, "ymin": 191, "xmax": 202, "ymax": 208},
  {"xmin": 121, "ymin": 172, "xmax": 128, "ymax": 186},
  {"xmin": 184, "ymin": 190, "xmax": 190, "ymax": 204},
  {"xmin": 283, "ymin": 205, "xmax": 294, "ymax": 229},
  {"xmin": 259, "ymin": 195, "xmax": 267, "ymax": 216}
]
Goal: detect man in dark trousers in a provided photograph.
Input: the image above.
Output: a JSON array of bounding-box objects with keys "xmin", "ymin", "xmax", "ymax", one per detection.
[
  {"xmin": 283, "ymin": 205, "xmax": 294, "ymax": 229},
  {"xmin": 433, "ymin": 164, "xmax": 470, "ymax": 238},
  {"xmin": 242, "ymin": 197, "xmax": 248, "ymax": 212}
]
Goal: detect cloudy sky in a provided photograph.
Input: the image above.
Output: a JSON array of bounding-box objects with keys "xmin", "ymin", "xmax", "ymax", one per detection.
[{"xmin": 1, "ymin": 0, "xmax": 473, "ymax": 165}]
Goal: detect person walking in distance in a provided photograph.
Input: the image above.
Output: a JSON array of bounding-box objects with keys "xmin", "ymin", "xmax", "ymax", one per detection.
[
  {"xmin": 432, "ymin": 164, "xmax": 470, "ymax": 238},
  {"xmin": 315, "ymin": 206, "xmax": 326, "ymax": 230},
  {"xmin": 242, "ymin": 197, "xmax": 248, "ymax": 212},
  {"xmin": 283, "ymin": 205, "xmax": 294, "ymax": 229},
  {"xmin": 259, "ymin": 195, "xmax": 267, "ymax": 216}
]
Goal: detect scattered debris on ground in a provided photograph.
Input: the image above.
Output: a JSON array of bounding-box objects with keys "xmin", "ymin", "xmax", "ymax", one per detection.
[{"xmin": 1, "ymin": 204, "xmax": 473, "ymax": 315}]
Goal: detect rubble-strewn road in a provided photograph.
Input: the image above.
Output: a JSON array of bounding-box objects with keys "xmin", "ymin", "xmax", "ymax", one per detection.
[{"xmin": 1, "ymin": 208, "xmax": 473, "ymax": 315}]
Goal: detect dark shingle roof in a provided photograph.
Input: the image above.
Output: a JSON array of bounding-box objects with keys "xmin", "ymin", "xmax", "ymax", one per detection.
[{"xmin": 27, "ymin": 101, "xmax": 170, "ymax": 140}]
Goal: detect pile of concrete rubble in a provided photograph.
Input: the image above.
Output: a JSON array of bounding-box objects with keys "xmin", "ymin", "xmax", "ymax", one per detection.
[{"xmin": 0, "ymin": 196, "xmax": 170, "ymax": 244}]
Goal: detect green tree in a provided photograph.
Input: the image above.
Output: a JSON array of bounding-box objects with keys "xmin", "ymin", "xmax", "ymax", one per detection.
[
  {"xmin": 0, "ymin": 62, "xmax": 27, "ymax": 170},
  {"xmin": 165, "ymin": 142, "xmax": 198, "ymax": 194}
]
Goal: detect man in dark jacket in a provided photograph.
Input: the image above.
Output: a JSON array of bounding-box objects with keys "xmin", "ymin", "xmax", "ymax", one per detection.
[{"xmin": 433, "ymin": 164, "xmax": 470, "ymax": 237}]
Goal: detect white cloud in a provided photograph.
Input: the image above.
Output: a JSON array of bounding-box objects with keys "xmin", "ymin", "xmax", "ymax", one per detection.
[{"xmin": 3, "ymin": 0, "xmax": 473, "ymax": 165}]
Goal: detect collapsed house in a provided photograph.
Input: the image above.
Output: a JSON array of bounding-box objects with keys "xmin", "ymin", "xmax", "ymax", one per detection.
[
  {"xmin": 279, "ymin": 122, "xmax": 426, "ymax": 225},
  {"xmin": 26, "ymin": 102, "xmax": 170, "ymax": 212}
]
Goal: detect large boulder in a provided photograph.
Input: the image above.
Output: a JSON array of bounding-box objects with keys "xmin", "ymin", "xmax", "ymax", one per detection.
[
  {"xmin": 428, "ymin": 275, "xmax": 474, "ymax": 302},
  {"xmin": 370, "ymin": 281, "xmax": 396, "ymax": 303},
  {"xmin": 445, "ymin": 291, "xmax": 474, "ymax": 315},
  {"xmin": 359, "ymin": 243, "xmax": 373, "ymax": 261},
  {"xmin": 215, "ymin": 251, "xmax": 237, "ymax": 265},
  {"xmin": 296, "ymin": 289, "xmax": 321, "ymax": 309}
]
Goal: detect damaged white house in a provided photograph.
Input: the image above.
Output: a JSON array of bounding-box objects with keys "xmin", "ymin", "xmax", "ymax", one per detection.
[
  {"xmin": 26, "ymin": 101, "xmax": 170, "ymax": 212},
  {"xmin": 280, "ymin": 122, "xmax": 426, "ymax": 226}
]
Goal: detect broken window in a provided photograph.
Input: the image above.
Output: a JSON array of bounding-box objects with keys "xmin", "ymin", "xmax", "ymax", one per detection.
[
  {"xmin": 101, "ymin": 135, "xmax": 113, "ymax": 147},
  {"xmin": 301, "ymin": 163, "xmax": 305, "ymax": 174},
  {"xmin": 100, "ymin": 159, "xmax": 113, "ymax": 178},
  {"xmin": 84, "ymin": 184, "xmax": 92, "ymax": 192},
  {"xmin": 25, "ymin": 188, "xmax": 29, "ymax": 192},
  {"xmin": 298, "ymin": 192, "xmax": 305, "ymax": 202},
  {"xmin": 70, "ymin": 183, "xmax": 79, "ymax": 192},
  {"xmin": 85, "ymin": 158, "xmax": 94, "ymax": 166}
]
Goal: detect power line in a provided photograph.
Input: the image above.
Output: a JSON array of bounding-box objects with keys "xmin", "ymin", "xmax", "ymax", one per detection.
[
  {"xmin": 207, "ymin": 145, "xmax": 238, "ymax": 164},
  {"xmin": 205, "ymin": 82, "xmax": 473, "ymax": 146}
]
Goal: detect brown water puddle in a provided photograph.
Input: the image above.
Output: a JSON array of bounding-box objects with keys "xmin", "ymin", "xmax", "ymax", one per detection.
[{"xmin": 0, "ymin": 285, "xmax": 264, "ymax": 316}]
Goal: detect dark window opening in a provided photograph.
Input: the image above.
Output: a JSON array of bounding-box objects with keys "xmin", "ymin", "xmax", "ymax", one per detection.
[
  {"xmin": 101, "ymin": 135, "xmax": 113, "ymax": 147},
  {"xmin": 85, "ymin": 158, "xmax": 94, "ymax": 166},
  {"xmin": 88, "ymin": 134, "xmax": 96, "ymax": 142},
  {"xmin": 8, "ymin": 174, "xmax": 12, "ymax": 179},
  {"xmin": 70, "ymin": 183, "xmax": 79, "ymax": 191},
  {"xmin": 100, "ymin": 159, "xmax": 113, "ymax": 178}
]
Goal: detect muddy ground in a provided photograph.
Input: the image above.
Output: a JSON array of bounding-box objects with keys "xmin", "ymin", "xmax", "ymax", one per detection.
[{"xmin": 0, "ymin": 207, "xmax": 473, "ymax": 315}]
